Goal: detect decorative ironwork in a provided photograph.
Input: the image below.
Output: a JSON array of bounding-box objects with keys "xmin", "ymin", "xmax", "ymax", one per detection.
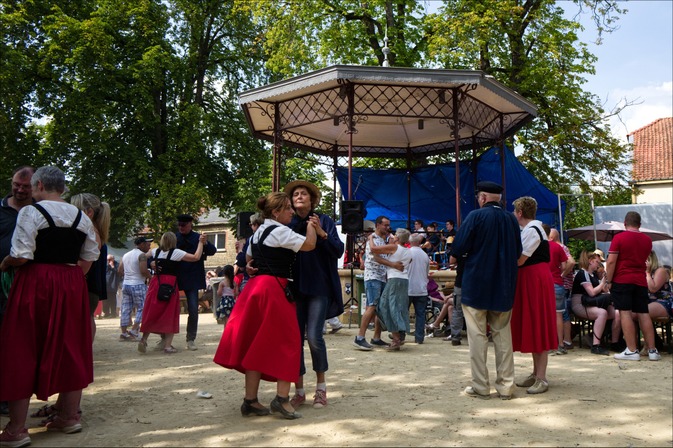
[{"xmin": 240, "ymin": 66, "xmax": 537, "ymax": 159}]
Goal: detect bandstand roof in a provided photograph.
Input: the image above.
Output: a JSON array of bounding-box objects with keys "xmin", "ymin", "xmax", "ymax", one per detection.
[{"xmin": 239, "ymin": 65, "xmax": 537, "ymax": 159}]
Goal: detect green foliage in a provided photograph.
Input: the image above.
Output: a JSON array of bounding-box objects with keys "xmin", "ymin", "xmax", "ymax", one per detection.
[
  {"xmin": 248, "ymin": 0, "xmax": 634, "ymax": 211},
  {"xmin": 1, "ymin": 0, "xmax": 639, "ymax": 248},
  {"xmin": 1, "ymin": 0, "xmax": 271, "ymax": 246}
]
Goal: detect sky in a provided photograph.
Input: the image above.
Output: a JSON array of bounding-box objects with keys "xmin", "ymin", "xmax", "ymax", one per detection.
[{"xmin": 566, "ymin": 1, "xmax": 673, "ymax": 142}]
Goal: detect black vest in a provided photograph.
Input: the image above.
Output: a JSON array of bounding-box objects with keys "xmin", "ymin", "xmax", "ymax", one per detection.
[
  {"xmin": 522, "ymin": 225, "xmax": 550, "ymax": 267},
  {"xmin": 32, "ymin": 203, "xmax": 87, "ymax": 264},
  {"xmin": 251, "ymin": 225, "xmax": 296, "ymax": 278},
  {"xmin": 155, "ymin": 249, "xmax": 180, "ymax": 276}
]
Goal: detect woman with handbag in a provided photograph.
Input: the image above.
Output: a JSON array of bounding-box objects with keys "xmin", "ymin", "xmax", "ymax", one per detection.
[
  {"xmin": 137, "ymin": 231, "xmax": 205, "ymax": 354},
  {"xmin": 570, "ymin": 250, "xmax": 622, "ymax": 355}
]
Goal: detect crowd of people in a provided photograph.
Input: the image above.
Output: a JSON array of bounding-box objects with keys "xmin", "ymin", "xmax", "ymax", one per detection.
[{"xmin": 0, "ymin": 167, "xmax": 670, "ymax": 445}]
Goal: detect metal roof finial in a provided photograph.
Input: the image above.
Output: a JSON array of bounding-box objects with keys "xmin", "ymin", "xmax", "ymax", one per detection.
[{"xmin": 382, "ymin": 29, "xmax": 390, "ymax": 67}]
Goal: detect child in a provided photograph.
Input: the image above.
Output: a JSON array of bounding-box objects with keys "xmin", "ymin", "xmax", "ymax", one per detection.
[{"xmin": 216, "ymin": 265, "xmax": 237, "ymax": 325}]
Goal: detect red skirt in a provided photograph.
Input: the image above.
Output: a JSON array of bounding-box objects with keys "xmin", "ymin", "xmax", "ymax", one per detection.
[
  {"xmin": 0, "ymin": 263, "xmax": 93, "ymax": 401},
  {"xmin": 141, "ymin": 274, "xmax": 180, "ymax": 334},
  {"xmin": 511, "ymin": 263, "xmax": 558, "ymax": 353},
  {"xmin": 213, "ymin": 275, "xmax": 301, "ymax": 383}
]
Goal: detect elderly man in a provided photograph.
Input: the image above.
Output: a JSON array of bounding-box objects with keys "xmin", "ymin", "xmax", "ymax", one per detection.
[
  {"xmin": 0, "ymin": 166, "xmax": 34, "ymax": 416},
  {"xmin": 176, "ymin": 214, "xmax": 217, "ymax": 351},
  {"xmin": 451, "ymin": 181, "xmax": 522, "ymax": 400},
  {"xmin": 0, "ymin": 167, "xmax": 35, "ymax": 326},
  {"xmin": 408, "ymin": 233, "xmax": 430, "ymax": 344}
]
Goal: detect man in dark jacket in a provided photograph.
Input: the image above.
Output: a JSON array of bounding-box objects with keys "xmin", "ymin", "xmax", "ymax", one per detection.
[
  {"xmin": 176, "ymin": 214, "xmax": 217, "ymax": 350},
  {"xmin": 451, "ymin": 181, "xmax": 522, "ymax": 400}
]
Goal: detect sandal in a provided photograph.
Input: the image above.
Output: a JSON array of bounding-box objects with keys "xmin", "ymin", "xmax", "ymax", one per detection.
[
  {"xmin": 164, "ymin": 346, "xmax": 178, "ymax": 354},
  {"xmin": 31, "ymin": 404, "xmax": 57, "ymax": 418}
]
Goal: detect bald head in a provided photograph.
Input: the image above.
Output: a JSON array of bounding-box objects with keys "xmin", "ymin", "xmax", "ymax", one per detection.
[{"xmin": 549, "ymin": 228, "xmax": 560, "ymax": 242}]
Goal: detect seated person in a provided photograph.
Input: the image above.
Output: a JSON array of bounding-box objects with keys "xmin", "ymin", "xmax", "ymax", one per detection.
[
  {"xmin": 441, "ymin": 220, "xmax": 456, "ymax": 245},
  {"xmin": 425, "ymin": 279, "xmax": 453, "ymax": 338},
  {"xmin": 570, "ymin": 251, "xmax": 621, "ymax": 355},
  {"xmin": 421, "ymin": 223, "xmax": 441, "ymax": 254},
  {"xmin": 646, "ymin": 250, "xmax": 672, "ymax": 319},
  {"xmin": 412, "ymin": 219, "xmax": 426, "ymax": 243},
  {"xmin": 639, "ymin": 251, "xmax": 672, "ymax": 353}
]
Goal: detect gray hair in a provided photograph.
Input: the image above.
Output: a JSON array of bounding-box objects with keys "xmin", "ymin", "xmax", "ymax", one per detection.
[
  {"xmin": 408, "ymin": 233, "xmax": 424, "ymax": 245},
  {"xmin": 249, "ymin": 212, "xmax": 264, "ymax": 227},
  {"xmin": 32, "ymin": 166, "xmax": 66, "ymax": 193},
  {"xmin": 395, "ymin": 228, "xmax": 410, "ymax": 244}
]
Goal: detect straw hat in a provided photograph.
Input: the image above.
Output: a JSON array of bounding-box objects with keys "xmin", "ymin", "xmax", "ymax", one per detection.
[
  {"xmin": 284, "ymin": 180, "xmax": 322, "ymax": 208},
  {"xmin": 593, "ymin": 249, "xmax": 606, "ymax": 262}
]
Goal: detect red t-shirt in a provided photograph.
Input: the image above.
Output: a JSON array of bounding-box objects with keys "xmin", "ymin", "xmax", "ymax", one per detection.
[
  {"xmin": 548, "ymin": 240, "xmax": 568, "ymax": 286},
  {"xmin": 608, "ymin": 230, "xmax": 652, "ymax": 286}
]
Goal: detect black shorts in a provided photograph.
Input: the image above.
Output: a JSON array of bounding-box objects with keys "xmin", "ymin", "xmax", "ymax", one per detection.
[{"xmin": 610, "ymin": 282, "xmax": 649, "ymax": 313}]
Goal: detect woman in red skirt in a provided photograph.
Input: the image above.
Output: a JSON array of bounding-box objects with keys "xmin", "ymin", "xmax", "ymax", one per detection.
[
  {"xmin": 511, "ymin": 196, "xmax": 557, "ymax": 395},
  {"xmin": 0, "ymin": 166, "xmax": 100, "ymax": 446},
  {"xmin": 213, "ymin": 192, "xmax": 316, "ymax": 420},
  {"xmin": 138, "ymin": 231, "xmax": 205, "ymax": 354}
]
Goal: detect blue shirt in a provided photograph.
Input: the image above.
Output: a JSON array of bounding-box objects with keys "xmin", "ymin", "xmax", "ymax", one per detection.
[
  {"xmin": 176, "ymin": 230, "xmax": 217, "ymax": 291},
  {"xmin": 288, "ymin": 212, "xmax": 345, "ymax": 319},
  {"xmin": 451, "ymin": 202, "xmax": 522, "ymax": 312}
]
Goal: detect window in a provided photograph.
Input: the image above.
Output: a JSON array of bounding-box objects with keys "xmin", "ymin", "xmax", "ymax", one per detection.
[{"xmin": 206, "ymin": 233, "xmax": 226, "ymax": 251}]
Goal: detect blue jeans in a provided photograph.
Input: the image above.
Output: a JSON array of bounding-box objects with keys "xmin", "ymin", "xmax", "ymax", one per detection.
[
  {"xmin": 296, "ymin": 294, "xmax": 328, "ymax": 376},
  {"xmin": 409, "ymin": 295, "xmax": 427, "ymax": 342},
  {"xmin": 184, "ymin": 288, "xmax": 199, "ymax": 342}
]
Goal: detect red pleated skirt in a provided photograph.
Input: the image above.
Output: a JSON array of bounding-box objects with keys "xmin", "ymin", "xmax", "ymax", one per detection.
[
  {"xmin": 141, "ymin": 274, "xmax": 180, "ymax": 334},
  {"xmin": 0, "ymin": 263, "xmax": 93, "ymax": 401},
  {"xmin": 511, "ymin": 262, "xmax": 558, "ymax": 353},
  {"xmin": 213, "ymin": 275, "xmax": 301, "ymax": 383}
]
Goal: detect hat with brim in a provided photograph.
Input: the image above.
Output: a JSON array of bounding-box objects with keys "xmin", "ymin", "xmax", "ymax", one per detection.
[
  {"xmin": 284, "ymin": 180, "xmax": 322, "ymax": 208},
  {"xmin": 177, "ymin": 214, "xmax": 194, "ymax": 223},
  {"xmin": 593, "ymin": 249, "xmax": 606, "ymax": 262},
  {"xmin": 134, "ymin": 236, "xmax": 153, "ymax": 245}
]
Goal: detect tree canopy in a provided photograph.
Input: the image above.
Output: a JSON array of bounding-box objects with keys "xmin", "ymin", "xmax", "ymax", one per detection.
[{"xmin": 1, "ymin": 0, "xmax": 636, "ymax": 243}]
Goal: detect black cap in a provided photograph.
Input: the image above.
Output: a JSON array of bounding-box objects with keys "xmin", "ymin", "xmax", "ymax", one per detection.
[
  {"xmin": 134, "ymin": 236, "xmax": 153, "ymax": 245},
  {"xmin": 476, "ymin": 181, "xmax": 503, "ymax": 194},
  {"xmin": 177, "ymin": 214, "xmax": 193, "ymax": 223}
]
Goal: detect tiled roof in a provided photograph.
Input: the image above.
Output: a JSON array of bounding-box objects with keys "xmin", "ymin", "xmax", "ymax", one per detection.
[{"xmin": 630, "ymin": 117, "xmax": 673, "ymax": 182}]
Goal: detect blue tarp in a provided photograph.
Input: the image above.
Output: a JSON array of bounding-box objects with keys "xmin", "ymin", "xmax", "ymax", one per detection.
[{"xmin": 336, "ymin": 146, "xmax": 564, "ymax": 229}]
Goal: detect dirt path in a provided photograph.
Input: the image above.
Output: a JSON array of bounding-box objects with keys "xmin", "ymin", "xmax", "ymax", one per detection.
[{"xmin": 4, "ymin": 315, "xmax": 672, "ymax": 447}]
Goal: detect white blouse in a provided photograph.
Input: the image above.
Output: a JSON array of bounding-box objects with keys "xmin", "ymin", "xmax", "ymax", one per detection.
[
  {"xmin": 246, "ymin": 219, "xmax": 306, "ymax": 257},
  {"xmin": 11, "ymin": 200, "xmax": 99, "ymax": 262}
]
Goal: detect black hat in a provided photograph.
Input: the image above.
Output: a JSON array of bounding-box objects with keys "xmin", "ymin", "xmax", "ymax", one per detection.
[
  {"xmin": 177, "ymin": 214, "xmax": 193, "ymax": 223},
  {"xmin": 476, "ymin": 181, "xmax": 503, "ymax": 194},
  {"xmin": 134, "ymin": 236, "xmax": 153, "ymax": 245}
]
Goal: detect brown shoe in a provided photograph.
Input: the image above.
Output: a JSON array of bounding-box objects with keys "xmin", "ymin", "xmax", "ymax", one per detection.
[{"xmin": 386, "ymin": 339, "xmax": 401, "ymax": 351}]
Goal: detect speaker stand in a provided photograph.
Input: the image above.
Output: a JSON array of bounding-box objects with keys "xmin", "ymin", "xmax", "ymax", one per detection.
[{"xmin": 342, "ymin": 234, "xmax": 359, "ymax": 329}]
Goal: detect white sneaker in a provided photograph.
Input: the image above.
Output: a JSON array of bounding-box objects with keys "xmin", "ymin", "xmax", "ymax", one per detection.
[
  {"xmin": 614, "ymin": 348, "xmax": 640, "ymax": 361},
  {"xmin": 187, "ymin": 341, "xmax": 197, "ymax": 351},
  {"xmin": 648, "ymin": 349, "xmax": 661, "ymax": 361}
]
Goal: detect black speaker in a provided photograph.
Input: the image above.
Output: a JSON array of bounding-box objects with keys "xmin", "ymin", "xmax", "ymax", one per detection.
[
  {"xmin": 236, "ymin": 212, "xmax": 254, "ymax": 239},
  {"xmin": 341, "ymin": 201, "xmax": 365, "ymax": 233}
]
